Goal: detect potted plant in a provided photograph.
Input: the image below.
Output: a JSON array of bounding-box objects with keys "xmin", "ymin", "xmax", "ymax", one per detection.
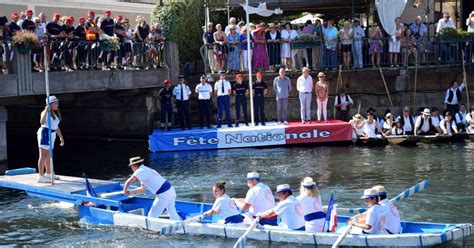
[
  {"xmin": 292, "ymin": 33, "xmax": 316, "ymax": 49},
  {"xmin": 12, "ymin": 31, "xmax": 40, "ymax": 54},
  {"xmin": 439, "ymin": 27, "xmax": 471, "ymax": 43}
]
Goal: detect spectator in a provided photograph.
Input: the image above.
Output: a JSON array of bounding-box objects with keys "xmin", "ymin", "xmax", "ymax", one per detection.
[
  {"xmin": 203, "ymin": 22, "xmax": 216, "ymax": 73},
  {"xmin": 265, "ymin": 23, "xmax": 281, "ymax": 72},
  {"xmin": 312, "ymin": 20, "xmax": 323, "ymax": 70},
  {"xmin": 214, "ymin": 72, "xmax": 232, "ymax": 128},
  {"xmin": 369, "ymin": 22, "xmax": 383, "ymax": 68},
  {"xmin": 122, "ymin": 19, "xmax": 134, "ymax": 69},
  {"xmin": 253, "ymin": 71, "xmax": 268, "ymax": 126},
  {"xmin": 134, "ymin": 16, "xmax": 150, "ymax": 69},
  {"xmin": 297, "ymin": 67, "xmax": 313, "ymax": 123},
  {"xmin": 389, "ymin": 17, "xmax": 404, "ymax": 67},
  {"xmin": 302, "ymin": 20, "xmax": 314, "ymax": 69},
  {"xmin": 294, "ymin": 23, "xmax": 306, "ymax": 69},
  {"xmin": 0, "ymin": 16, "xmax": 9, "ymax": 74},
  {"xmin": 213, "ymin": 23, "xmax": 227, "ymax": 73},
  {"xmin": 466, "ymin": 12, "xmax": 474, "ymax": 62},
  {"xmin": 239, "ymin": 25, "xmax": 253, "ymax": 71},
  {"xmin": 339, "ymin": 21, "xmax": 353, "ymax": 69},
  {"xmin": 226, "ymin": 25, "xmax": 240, "ymax": 73},
  {"xmin": 45, "ymin": 13, "xmax": 64, "ymax": 71},
  {"xmin": 281, "ymin": 22, "xmax": 298, "ymax": 71},
  {"xmin": 334, "ymin": 87, "xmax": 353, "ymax": 121},
  {"xmin": 252, "ymin": 24, "xmax": 269, "ymax": 71},
  {"xmin": 402, "ymin": 28, "xmax": 418, "ymax": 65},
  {"xmin": 352, "ymin": 18, "xmax": 365, "ymax": 69},
  {"xmin": 9, "ymin": 13, "xmax": 21, "ymax": 36},
  {"xmin": 38, "ymin": 13, "xmax": 47, "ymax": 33},
  {"xmin": 315, "ymin": 71, "xmax": 329, "ymax": 122},
  {"xmin": 409, "ymin": 16, "xmax": 427, "ymax": 48},
  {"xmin": 22, "ymin": 9, "xmax": 35, "ymax": 32},
  {"xmin": 114, "ymin": 15, "xmax": 126, "ymax": 69},
  {"xmin": 99, "ymin": 10, "xmax": 115, "ymax": 69},
  {"xmin": 273, "ymin": 68, "xmax": 291, "ymax": 125},
  {"xmin": 455, "ymin": 104, "xmax": 469, "ymax": 132},
  {"xmin": 444, "ymin": 80, "xmax": 465, "ymax": 113},
  {"xmin": 75, "ymin": 17, "xmax": 87, "ymax": 70},
  {"xmin": 233, "ymin": 74, "xmax": 249, "ymax": 127},
  {"xmin": 148, "ymin": 22, "xmax": 165, "ymax": 69},
  {"xmin": 436, "ymin": 13, "xmax": 455, "ymax": 62},
  {"xmin": 225, "ymin": 17, "xmax": 240, "ymax": 35},
  {"xmin": 85, "ymin": 11, "xmax": 99, "ymax": 69},
  {"xmin": 323, "ymin": 19, "xmax": 338, "ymax": 70},
  {"xmin": 62, "ymin": 16, "xmax": 76, "ymax": 72},
  {"xmin": 17, "ymin": 11, "xmax": 26, "ymax": 27},
  {"xmin": 173, "ymin": 75, "xmax": 192, "ymax": 130},
  {"xmin": 195, "ymin": 75, "xmax": 213, "ymax": 129}
]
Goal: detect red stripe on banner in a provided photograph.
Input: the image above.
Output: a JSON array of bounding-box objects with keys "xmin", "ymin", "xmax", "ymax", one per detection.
[{"xmin": 284, "ymin": 120, "xmax": 352, "ymax": 144}]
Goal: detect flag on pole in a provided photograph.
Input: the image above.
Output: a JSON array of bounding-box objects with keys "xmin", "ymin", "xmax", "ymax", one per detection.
[
  {"xmin": 323, "ymin": 193, "xmax": 337, "ymax": 232},
  {"xmin": 84, "ymin": 173, "xmax": 97, "ymax": 197},
  {"xmin": 240, "ymin": 2, "xmax": 283, "ymax": 17},
  {"xmin": 329, "ymin": 204, "xmax": 338, "ymax": 232}
]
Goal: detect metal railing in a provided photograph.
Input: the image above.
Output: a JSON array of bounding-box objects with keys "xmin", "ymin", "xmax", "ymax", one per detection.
[
  {"xmin": 200, "ymin": 35, "xmax": 474, "ymax": 73},
  {"xmin": 1, "ymin": 39, "xmax": 168, "ymax": 74}
]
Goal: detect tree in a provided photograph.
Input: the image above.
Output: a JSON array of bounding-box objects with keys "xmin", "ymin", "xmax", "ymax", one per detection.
[{"xmin": 152, "ymin": 0, "xmax": 205, "ymax": 63}]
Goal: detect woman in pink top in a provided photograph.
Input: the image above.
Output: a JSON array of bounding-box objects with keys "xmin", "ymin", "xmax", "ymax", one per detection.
[{"xmin": 315, "ymin": 72, "xmax": 329, "ymax": 122}]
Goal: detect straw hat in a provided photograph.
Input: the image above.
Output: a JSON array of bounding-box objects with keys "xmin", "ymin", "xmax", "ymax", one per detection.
[
  {"xmin": 276, "ymin": 184, "xmax": 291, "ymax": 193},
  {"xmin": 128, "ymin": 156, "xmax": 144, "ymax": 166},
  {"xmin": 246, "ymin": 172, "xmax": 260, "ymax": 180},
  {"xmin": 361, "ymin": 188, "xmax": 379, "ymax": 199},
  {"xmin": 353, "ymin": 113, "xmax": 363, "ymax": 120},
  {"xmin": 422, "ymin": 108, "xmax": 431, "ymax": 116}
]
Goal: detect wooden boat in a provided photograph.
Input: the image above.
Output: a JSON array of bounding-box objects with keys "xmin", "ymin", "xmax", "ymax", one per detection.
[
  {"xmin": 386, "ymin": 135, "xmax": 420, "ymax": 146},
  {"xmin": 0, "ymin": 171, "xmax": 472, "ymax": 247},
  {"xmin": 418, "ymin": 133, "xmax": 468, "ymax": 144},
  {"xmin": 354, "ymin": 137, "xmax": 388, "ymax": 147},
  {"xmin": 469, "ymin": 133, "xmax": 474, "ymax": 141}
]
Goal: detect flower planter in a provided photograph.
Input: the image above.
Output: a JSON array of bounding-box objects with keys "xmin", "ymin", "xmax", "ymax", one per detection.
[
  {"xmin": 16, "ymin": 44, "xmax": 31, "ymax": 54},
  {"xmin": 439, "ymin": 36, "xmax": 471, "ymax": 43},
  {"xmin": 291, "ymin": 41, "xmax": 322, "ymax": 49}
]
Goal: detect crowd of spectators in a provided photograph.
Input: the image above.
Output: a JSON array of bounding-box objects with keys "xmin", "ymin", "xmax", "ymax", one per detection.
[
  {"xmin": 203, "ymin": 13, "xmax": 474, "ymax": 74},
  {"xmin": 0, "ymin": 9, "xmax": 166, "ymax": 74}
]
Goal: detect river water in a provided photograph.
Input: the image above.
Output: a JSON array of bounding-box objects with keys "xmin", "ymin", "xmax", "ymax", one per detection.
[{"xmin": 1, "ymin": 135, "xmax": 473, "ymax": 247}]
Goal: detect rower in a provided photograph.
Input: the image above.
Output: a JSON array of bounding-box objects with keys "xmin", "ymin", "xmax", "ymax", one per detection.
[
  {"xmin": 372, "ymin": 185, "xmax": 401, "ymax": 234},
  {"xmin": 256, "ymin": 184, "xmax": 305, "ymax": 231},
  {"xmin": 233, "ymin": 172, "xmax": 277, "ymax": 226},
  {"xmin": 362, "ymin": 113, "xmax": 384, "ymax": 138},
  {"xmin": 203, "ymin": 181, "xmax": 244, "ymax": 225},
  {"xmin": 390, "ymin": 117, "xmax": 405, "ymax": 136},
  {"xmin": 347, "ymin": 188, "xmax": 385, "ymax": 234},
  {"xmin": 296, "ymin": 177, "xmax": 325, "ymax": 232},
  {"xmin": 439, "ymin": 111, "xmax": 459, "ymax": 135},
  {"xmin": 123, "ymin": 156, "xmax": 181, "ymax": 220},
  {"xmin": 349, "ymin": 114, "xmax": 365, "ymax": 138}
]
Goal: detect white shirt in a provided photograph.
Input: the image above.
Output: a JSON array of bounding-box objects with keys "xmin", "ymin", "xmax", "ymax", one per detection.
[
  {"xmin": 436, "ymin": 18, "xmax": 455, "ymax": 33},
  {"xmin": 296, "ymin": 75, "xmax": 313, "ymax": 93},
  {"xmin": 415, "ymin": 116, "xmax": 431, "ymax": 133},
  {"xmin": 296, "ymin": 194, "xmax": 325, "ymax": 232},
  {"xmin": 281, "ymin": 29, "xmax": 298, "ymax": 41},
  {"xmin": 173, "ymin": 84, "xmax": 192, "ymax": 101},
  {"xmin": 335, "ymin": 94, "xmax": 353, "ymax": 111},
  {"xmin": 365, "ymin": 205, "xmax": 386, "ymax": 234},
  {"xmin": 214, "ymin": 80, "xmax": 232, "ymax": 96},
  {"xmin": 273, "ymin": 195, "xmax": 305, "ymax": 230},
  {"xmin": 455, "ymin": 111, "xmax": 468, "ymax": 125},
  {"xmin": 363, "ymin": 120, "xmax": 377, "ymax": 138},
  {"xmin": 379, "ymin": 199, "xmax": 401, "ymax": 234},
  {"xmin": 41, "ymin": 115, "xmax": 61, "ymax": 130},
  {"xmin": 444, "ymin": 83, "xmax": 465, "ymax": 105},
  {"xmin": 212, "ymin": 194, "xmax": 241, "ymax": 219},
  {"xmin": 132, "ymin": 165, "xmax": 166, "ymax": 194},
  {"xmin": 353, "ymin": 26, "xmax": 365, "ymax": 41},
  {"xmin": 402, "ymin": 115, "xmax": 414, "ymax": 132},
  {"xmin": 244, "ymin": 182, "xmax": 275, "ymax": 216},
  {"xmin": 224, "ymin": 25, "xmax": 241, "ymax": 36},
  {"xmin": 468, "ymin": 17, "xmax": 474, "ymax": 33},
  {"xmin": 195, "ymin": 83, "xmax": 213, "ymax": 100},
  {"xmin": 431, "ymin": 115, "xmax": 444, "ymax": 127},
  {"xmin": 466, "ymin": 113, "xmax": 474, "ymax": 130},
  {"xmin": 440, "ymin": 119, "xmax": 457, "ymax": 135},
  {"xmin": 391, "ymin": 127, "xmax": 405, "ymax": 136}
]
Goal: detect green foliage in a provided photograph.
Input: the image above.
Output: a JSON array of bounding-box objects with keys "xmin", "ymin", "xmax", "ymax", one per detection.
[
  {"xmin": 439, "ymin": 26, "xmax": 458, "ymax": 36},
  {"xmin": 152, "ymin": 0, "xmax": 205, "ymax": 62}
]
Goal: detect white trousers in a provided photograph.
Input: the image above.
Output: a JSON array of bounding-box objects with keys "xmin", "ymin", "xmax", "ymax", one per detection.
[
  {"xmin": 317, "ymin": 98, "xmax": 328, "ymax": 121},
  {"xmin": 148, "ymin": 186, "xmax": 181, "ymax": 220},
  {"xmin": 299, "ymin": 93, "xmax": 312, "ymax": 121}
]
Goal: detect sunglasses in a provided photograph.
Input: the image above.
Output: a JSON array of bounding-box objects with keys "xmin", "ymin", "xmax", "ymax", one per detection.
[{"xmin": 403, "ymin": 110, "xmax": 409, "ymax": 112}]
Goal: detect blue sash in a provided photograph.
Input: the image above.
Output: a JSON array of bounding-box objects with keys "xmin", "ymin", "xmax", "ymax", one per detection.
[
  {"xmin": 224, "ymin": 214, "xmax": 244, "ymax": 224},
  {"xmin": 304, "ymin": 211, "xmax": 326, "ymax": 222},
  {"xmin": 293, "ymin": 226, "xmax": 305, "ymax": 231},
  {"xmin": 40, "ymin": 127, "xmax": 56, "ymax": 146},
  {"xmin": 155, "ymin": 181, "xmax": 171, "ymax": 195}
]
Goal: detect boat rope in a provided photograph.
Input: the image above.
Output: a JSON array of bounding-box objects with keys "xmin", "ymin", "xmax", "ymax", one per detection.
[
  {"xmin": 312, "ymin": 233, "xmax": 317, "ymax": 247},
  {"xmin": 364, "ymin": 235, "xmax": 369, "ymax": 247},
  {"xmin": 223, "ymin": 226, "xmax": 227, "ymax": 239},
  {"xmin": 418, "ymin": 235, "xmax": 424, "ymax": 247}
]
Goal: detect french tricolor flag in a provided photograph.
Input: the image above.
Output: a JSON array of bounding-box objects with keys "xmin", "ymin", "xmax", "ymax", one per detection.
[{"xmin": 325, "ymin": 194, "xmax": 338, "ymax": 232}]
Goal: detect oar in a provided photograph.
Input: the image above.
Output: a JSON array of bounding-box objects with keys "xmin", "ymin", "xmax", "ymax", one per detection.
[
  {"xmin": 233, "ymin": 216, "xmax": 261, "ymax": 248},
  {"xmin": 379, "ymin": 66, "xmax": 394, "ymax": 108},
  {"xmin": 335, "ymin": 180, "xmax": 429, "ymax": 214},
  {"xmin": 462, "ymin": 50, "xmax": 471, "ymax": 109},
  {"xmin": 161, "ymin": 214, "xmax": 205, "ymax": 235},
  {"xmin": 332, "ymin": 225, "xmax": 352, "ymax": 248}
]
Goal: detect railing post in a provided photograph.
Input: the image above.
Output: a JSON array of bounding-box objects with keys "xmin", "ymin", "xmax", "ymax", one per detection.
[{"xmin": 0, "ymin": 107, "xmax": 7, "ymax": 163}]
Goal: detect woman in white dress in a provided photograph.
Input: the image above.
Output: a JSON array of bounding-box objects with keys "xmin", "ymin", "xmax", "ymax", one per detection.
[
  {"xmin": 296, "ymin": 177, "xmax": 325, "ymax": 232},
  {"xmin": 389, "ymin": 17, "xmax": 404, "ymax": 67},
  {"xmin": 37, "ymin": 96, "xmax": 64, "ymax": 183},
  {"xmin": 280, "ymin": 22, "xmax": 298, "ymax": 71}
]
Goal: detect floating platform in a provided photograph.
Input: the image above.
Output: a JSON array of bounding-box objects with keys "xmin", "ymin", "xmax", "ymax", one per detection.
[{"xmin": 148, "ymin": 120, "xmax": 352, "ymax": 152}]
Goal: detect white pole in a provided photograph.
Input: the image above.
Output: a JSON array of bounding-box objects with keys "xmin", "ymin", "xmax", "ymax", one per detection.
[
  {"xmin": 44, "ymin": 45, "xmax": 55, "ymax": 185},
  {"xmin": 245, "ymin": 0, "xmax": 255, "ymax": 126}
]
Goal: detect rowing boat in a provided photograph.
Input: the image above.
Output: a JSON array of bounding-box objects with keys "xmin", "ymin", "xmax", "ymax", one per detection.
[
  {"xmin": 0, "ymin": 171, "xmax": 472, "ymax": 247},
  {"xmin": 469, "ymin": 133, "xmax": 474, "ymax": 141},
  {"xmin": 354, "ymin": 137, "xmax": 388, "ymax": 147},
  {"xmin": 386, "ymin": 135, "xmax": 420, "ymax": 146},
  {"xmin": 418, "ymin": 133, "xmax": 468, "ymax": 144}
]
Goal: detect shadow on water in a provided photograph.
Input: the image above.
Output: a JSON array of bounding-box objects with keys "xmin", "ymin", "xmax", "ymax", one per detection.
[{"xmin": 1, "ymin": 134, "xmax": 473, "ymax": 246}]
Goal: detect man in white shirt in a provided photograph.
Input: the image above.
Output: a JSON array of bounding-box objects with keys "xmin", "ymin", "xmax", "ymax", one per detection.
[
  {"xmin": 352, "ymin": 18, "xmax": 365, "ymax": 69},
  {"xmin": 214, "ymin": 72, "xmax": 232, "ymax": 128},
  {"xmin": 436, "ymin": 13, "xmax": 455, "ymax": 62},
  {"xmin": 224, "ymin": 17, "xmax": 240, "ymax": 35},
  {"xmin": 372, "ymin": 186, "xmax": 401, "ymax": 234},
  {"xmin": 398, "ymin": 106, "xmax": 415, "ymax": 135},
  {"xmin": 334, "ymin": 87, "xmax": 353, "ymax": 121},
  {"xmin": 297, "ymin": 67, "xmax": 313, "ymax": 123},
  {"xmin": 172, "ymin": 75, "xmax": 192, "ymax": 130},
  {"xmin": 465, "ymin": 107, "xmax": 474, "ymax": 133},
  {"xmin": 444, "ymin": 81, "xmax": 465, "ymax": 114},
  {"xmin": 123, "ymin": 156, "xmax": 180, "ymax": 220},
  {"xmin": 195, "ymin": 75, "xmax": 213, "ymax": 129},
  {"xmin": 256, "ymin": 184, "xmax": 305, "ymax": 230},
  {"xmin": 455, "ymin": 104, "xmax": 468, "ymax": 132},
  {"xmin": 414, "ymin": 108, "xmax": 435, "ymax": 135},
  {"xmin": 440, "ymin": 111, "xmax": 459, "ymax": 135},
  {"xmin": 234, "ymin": 172, "xmax": 277, "ymax": 226}
]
